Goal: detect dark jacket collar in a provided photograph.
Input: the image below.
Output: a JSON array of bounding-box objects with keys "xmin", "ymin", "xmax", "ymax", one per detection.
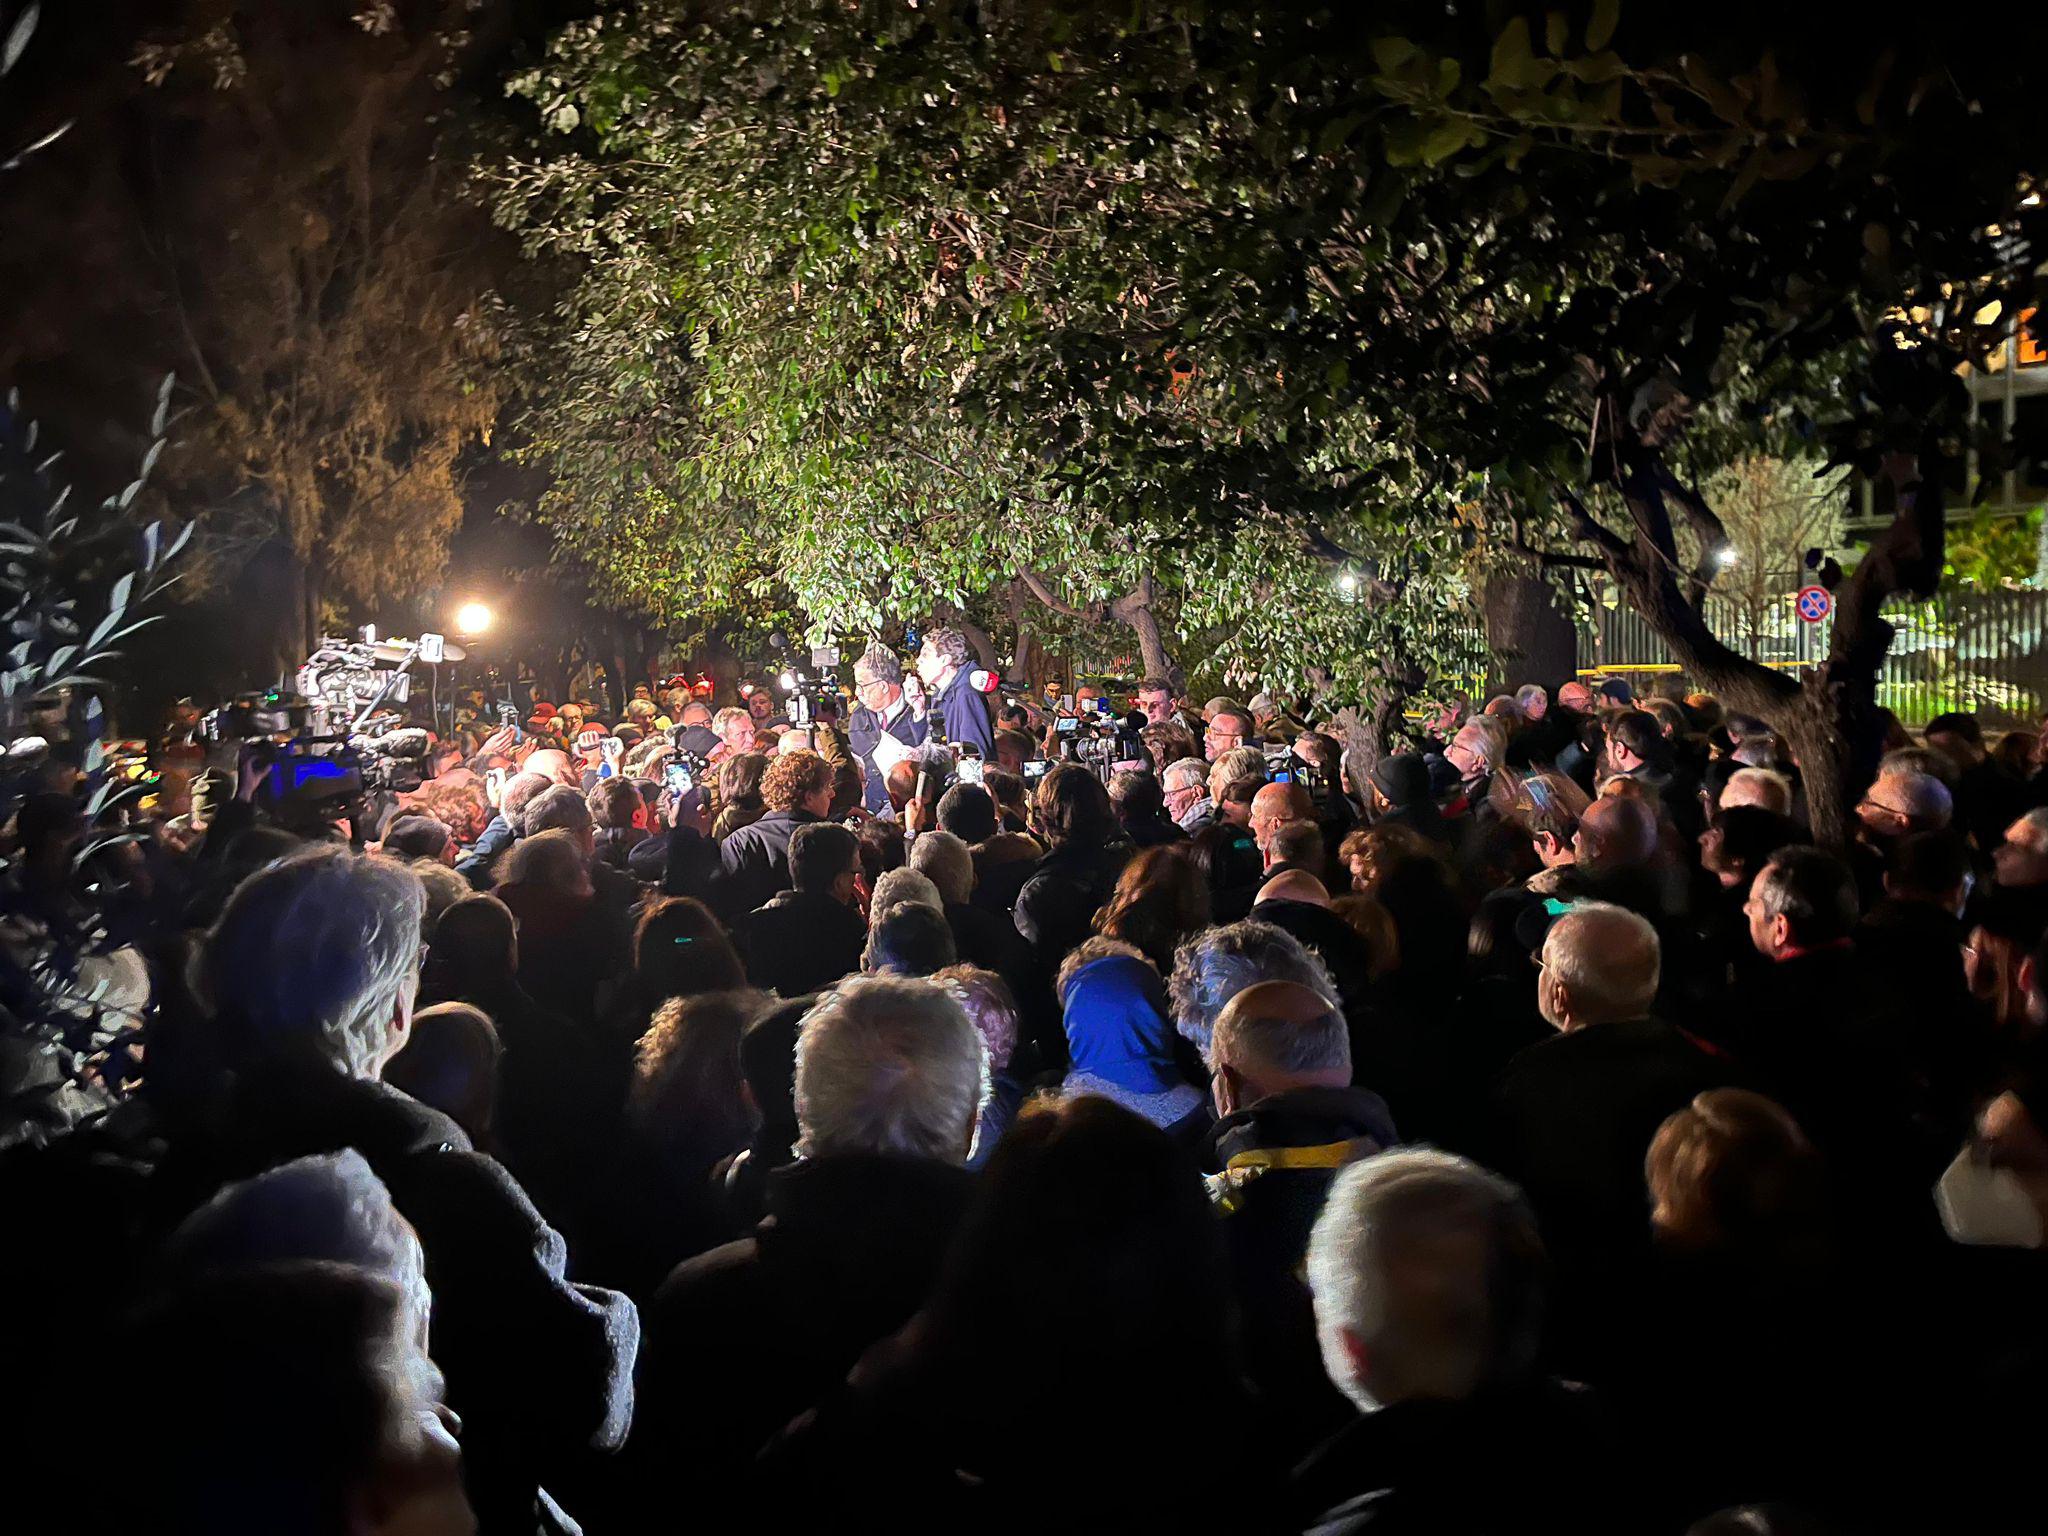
[
  {"xmin": 757, "ymin": 886, "xmax": 857, "ymax": 916},
  {"xmin": 1294, "ymin": 1378, "xmax": 1604, "ymax": 1526},
  {"xmin": 1207, "ymin": 1083, "xmax": 1398, "ymax": 1171},
  {"xmin": 763, "ymin": 1151, "xmax": 973, "ymax": 1234},
  {"xmin": 209, "ymin": 1055, "xmax": 471, "ymax": 1166}
]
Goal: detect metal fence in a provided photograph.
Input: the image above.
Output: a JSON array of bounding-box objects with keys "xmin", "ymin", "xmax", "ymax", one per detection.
[{"xmin": 1578, "ymin": 585, "xmax": 2048, "ymax": 728}]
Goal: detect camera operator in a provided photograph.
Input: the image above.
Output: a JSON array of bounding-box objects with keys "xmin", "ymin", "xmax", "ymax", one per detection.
[
  {"xmin": 848, "ymin": 642, "xmax": 929, "ymax": 813},
  {"xmin": 915, "ymin": 626, "xmax": 997, "ymax": 762}
]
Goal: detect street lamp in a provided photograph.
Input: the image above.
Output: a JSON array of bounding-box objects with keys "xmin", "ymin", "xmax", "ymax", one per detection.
[{"xmin": 455, "ymin": 601, "xmax": 493, "ymax": 635}]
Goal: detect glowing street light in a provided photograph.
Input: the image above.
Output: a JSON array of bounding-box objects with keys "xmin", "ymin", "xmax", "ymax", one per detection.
[
  {"xmin": 1712, "ymin": 546, "xmax": 1740, "ymax": 569},
  {"xmin": 455, "ymin": 601, "xmax": 494, "ymax": 635}
]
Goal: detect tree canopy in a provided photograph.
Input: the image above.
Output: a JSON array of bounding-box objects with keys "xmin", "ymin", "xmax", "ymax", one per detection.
[
  {"xmin": 496, "ymin": 0, "xmax": 2047, "ymax": 824},
  {"xmin": 0, "ymin": 1, "xmax": 524, "ymax": 668}
]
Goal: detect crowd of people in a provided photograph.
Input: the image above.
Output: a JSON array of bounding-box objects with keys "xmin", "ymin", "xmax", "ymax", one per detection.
[{"xmin": 5, "ymin": 637, "xmax": 2047, "ymax": 1534}]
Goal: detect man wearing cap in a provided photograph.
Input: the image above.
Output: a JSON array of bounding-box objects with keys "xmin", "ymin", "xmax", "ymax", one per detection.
[
  {"xmin": 848, "ymin": 642, "xmax": 929, "ymax": 813},
  {"xmin": 1364, "ymin": 753, "xmax": 1448, "ymax": 844},
  {"xmin": 1200, "ymin": 979, "xmax": 1398, "ymax": 1451}
]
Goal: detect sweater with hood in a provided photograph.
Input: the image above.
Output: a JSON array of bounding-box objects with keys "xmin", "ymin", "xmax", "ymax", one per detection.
[{"xmin": 1058, "ymin": 954, "xmax": 1208, "ymax": 1141}]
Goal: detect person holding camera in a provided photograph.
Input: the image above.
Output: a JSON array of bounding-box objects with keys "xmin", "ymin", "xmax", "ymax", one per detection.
[
  {"xmin": 916, "ymin": 626, "xmax": 997, "ymax": 763},
  {"xmin": 849, "ymin": 643, "xmax": 929, "ymax": 813}
]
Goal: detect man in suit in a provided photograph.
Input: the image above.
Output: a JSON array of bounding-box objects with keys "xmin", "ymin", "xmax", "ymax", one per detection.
[{"xmin": 848, "ymin": 642, "xmax": 928, "ymax": 812}]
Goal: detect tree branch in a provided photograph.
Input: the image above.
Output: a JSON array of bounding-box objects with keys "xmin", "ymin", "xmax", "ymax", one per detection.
[
  {"xmin": 1016, "ymin": 567, "xmax": 1100, "ymax": 621},
  {"xmin": 1507, "ymin": 510, "xmax": 1605, "ymax": 570}
]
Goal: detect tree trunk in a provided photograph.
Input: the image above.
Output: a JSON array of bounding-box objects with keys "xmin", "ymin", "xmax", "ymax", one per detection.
[
  {"xmin": 1312, "ymin": 642, "xmax": 1418, "ymax": 784},
  {"xmin": 1004, "ymin": 581, "xmax": 1047, "ymax": 693},
  {"xmin": 1780, "ymin": 693, "xmax": 1857, "ymax": 850},
  {"xmin": 1483, "ymin": 569, "xmax": 1577, "ymax": 694},
  {"xmin": 1572, "ymin": 436, "xmax": 1941, "ymax": 852},
  {"xmin": 1016, "ymin": 568, "xmax": 1180, "ymax": 691},
  {"xmin": 273, "ymin": 549, "xmax": 307, "ymax": 687},
  {"xmin": 1109, "ymin": 576, "xmax": 1179, "ymax": 690}
]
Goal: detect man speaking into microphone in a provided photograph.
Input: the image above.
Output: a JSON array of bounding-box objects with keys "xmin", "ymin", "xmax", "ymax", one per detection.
[
  {"xmin": 848, "ymin": 641, "xmax": 928, "ymax": 812},
  {"xmin": 915, "ymin": 625, "xmax": 998, "ymax": 762}
]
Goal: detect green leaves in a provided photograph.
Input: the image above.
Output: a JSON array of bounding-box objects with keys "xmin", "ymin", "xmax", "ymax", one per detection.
[
  {"xmin": 492, "ymin": 0, "xmax": 2048, "ymax": 715},
  {"xmin": 1487, "ymin": 19, "xmax": 1554, "ymax": 95},
  {"xmin": 1587, "ymin": 0, "xmax": 1622, "ymax": 53}
]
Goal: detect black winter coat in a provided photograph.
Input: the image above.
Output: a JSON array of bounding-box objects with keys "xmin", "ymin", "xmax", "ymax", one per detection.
[
  {"xmin": 622, "ymin": 1152, "xmax": 973, "ymax": 1527},
  {"xmin": 1493, "ymin": 1016, "xmax": 1720, "ymax": 1265},
  {"xmin": 740, "ymin": 887, "xmax": 869, "ymax": 997},
  {"xmin": 1013, "ymin": 839, "xmax": 1132, "ymax": 968},
  {"xmin": 1293, "ymin": 1379, "xmax": 1628, "ymax": 1536},
  {"xmin": 1249, "ymin": 897, "xmax": 1379, "ymax": 1014},
  {"xmin": 666, "ymin": 809, "xmax": 822, "ymax": 921},
  {"xmin": 1204, "ymin": 1085, "xmax": 1398, "ymax": 1458},
  {"xmin": 152, "ymin": 1060, "xmax": 637, "ymax": 1534}
]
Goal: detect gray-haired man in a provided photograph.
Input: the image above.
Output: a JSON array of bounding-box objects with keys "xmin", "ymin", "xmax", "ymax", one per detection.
[
  {"xmin": 630, "ymin": 975, "xmax": 982, "ymax": 1513},
  {"xmin": 849, "ymin": 640, "xmax": 928, "ymax": 812}
]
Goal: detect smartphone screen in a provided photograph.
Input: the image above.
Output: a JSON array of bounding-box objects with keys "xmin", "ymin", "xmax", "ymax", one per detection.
[
  {"xmin": 957, "ymin": 758, "xmax": 985, "ymax": 785},
  {"xmin": 1056, "ymin": 716, "xmax": 1080, "ymax": 735},
  {"xmin": 664, "ymin": 763, "xmax": 694, "ymax": 793}
]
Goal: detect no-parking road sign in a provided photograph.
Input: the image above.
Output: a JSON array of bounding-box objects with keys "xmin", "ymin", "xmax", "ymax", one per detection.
[{"xmin": 1795, "ymin": 585, "xmax": 1833, "ymax": 623}]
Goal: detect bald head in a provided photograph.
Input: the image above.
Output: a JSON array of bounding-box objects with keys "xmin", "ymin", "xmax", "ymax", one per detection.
[
  {"xmin": 1210, "ymin": 980, "xmax": 1353, "ymax": 1113},
  {"xmin": 1719, "ymin": 767, "xmax": 1793, "ymax": 816},
  {"xmin": 1538, "ymin": 902, "xmax": 1660, "ymax": 1030},
  {"xmin": 1251, "ymin": 780, "xmax": 1314, "ymax": 849},
  {"xmin": 1575, "ymin": 794, "xmax": 1658, "ymax": 873},
  {"xmin": 523, "ymin": 748, "xmax": 577, "ymax": 787},
  {"xmin": 1870, "ymin": 766, "xmax": 1953, "ymax": 830},
  {"xmin": 1257, "ymin": 869, "xmax": 1331, "ymax": 909}
]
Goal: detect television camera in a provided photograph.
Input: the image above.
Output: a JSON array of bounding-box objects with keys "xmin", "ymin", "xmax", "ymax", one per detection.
[
  {"xmin": 765, "ymin": 630, "xmax": 846, "ymax": 728},
  {"xmin": 1055, "ymin": 696, "xmax": 1149, "ymax": 784},
  {"xmin": 202, "ymin": 631, "xmax": 464, "ymax": 811},
  {"xmin": 1264, "ymin": 743, "xmax": 1335, "ymax": 802}
]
